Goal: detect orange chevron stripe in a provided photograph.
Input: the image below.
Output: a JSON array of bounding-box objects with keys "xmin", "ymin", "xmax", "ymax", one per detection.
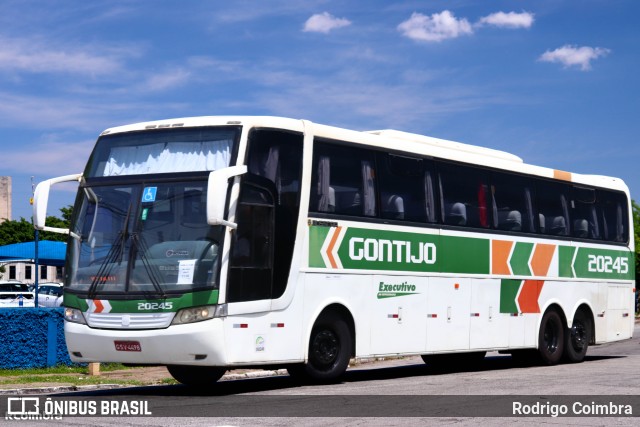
[
  {"xmin": 326, "ymin": 226, "xmax": 342, "ymax": 269},
  {"xmin": 518, "ymin": 280, "xmax": 543, "ymax": 313},
  {"xmin": 492, "ymin": 240, "xmax": 513, "ymax": 275},
  {"xmin": 93, "ymin": 299, "xmax": 104, "ymax": 314},
  {"xmin": 530, "ymin": 243, "xmax": 556, "ymax": 277}
]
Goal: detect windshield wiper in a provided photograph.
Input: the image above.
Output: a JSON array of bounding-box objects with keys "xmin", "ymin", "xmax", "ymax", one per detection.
[
  {"xmin": 87, "ymin": 230, "xmax": 126, "ymax": 299},
  {"xmin": 87, "ymin": 198, "xmax": 132, "ymax": 299},
  {"xmin": 131, "ymin": 232, "xmax": 167, "ymax": 298}
]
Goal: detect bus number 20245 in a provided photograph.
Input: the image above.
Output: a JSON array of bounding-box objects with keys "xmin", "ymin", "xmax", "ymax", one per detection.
[{"xmin": 587, "ymin": 254, "xmax": 629, "ymax": 274}]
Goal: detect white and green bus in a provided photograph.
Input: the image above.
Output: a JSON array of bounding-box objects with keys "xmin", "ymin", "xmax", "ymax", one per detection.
[{"xmin": 33, "ymin": 116, "xmax": 635, "ymax": 386}]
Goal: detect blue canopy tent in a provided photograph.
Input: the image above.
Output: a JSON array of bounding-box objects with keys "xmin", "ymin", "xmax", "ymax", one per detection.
[{"xmin": 0, "ymin": 241, "xmax": 67, "ymax": 266}]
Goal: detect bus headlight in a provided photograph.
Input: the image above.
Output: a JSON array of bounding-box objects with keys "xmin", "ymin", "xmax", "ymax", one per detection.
[
  {"xmin": 171, "ymin": 305, "xmax": 222, "ymax": 325},
  {"xmin": 64, "ymin": 307, "xmax": 87, "ymax": 325}
]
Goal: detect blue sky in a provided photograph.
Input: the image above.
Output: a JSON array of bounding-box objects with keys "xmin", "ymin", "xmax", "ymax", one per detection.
[{"xmin": 1, "ymin": 0, "xmax": 639, "ymax": 221}]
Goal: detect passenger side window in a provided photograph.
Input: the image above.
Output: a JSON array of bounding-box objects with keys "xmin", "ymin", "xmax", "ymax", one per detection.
[
  {"xmin": 377, "ymin": 153, "xmax": 436, "ymax": 223},
  {"xmin": 535, "ymin": 181, "xmax": 570, "ymax": 236},
  {"xmin": 598, "ymin": 190, "xmax": 628, "ymax": 243},
  {"xmin": 571, "ymin": 187, "xmax": 600, "ymax": 239},
  {"xmin": 438, "ymin": 162, "xmax": 490, "ymax": 228},
  {"xmin": 311, "ymin": 141, "xmax": 377, "ymax": 217},
  {"xmin": 491, "ymin": 173, "xmax": 535, "ymax": 233}
]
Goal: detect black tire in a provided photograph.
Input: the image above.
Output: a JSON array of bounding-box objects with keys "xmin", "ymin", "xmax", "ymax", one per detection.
[
  {"xmin": 538, "ymin": 309, "xmax": 564, "ymax": 365},
  {"xmin": 167, "ymin": 365, "xmax": 226, "ymax": 387},
  {"xmin": 295, "ymin": 316, "xmax": 352, "ymax": 383},
  {"xmin": 563, "ymin": 309, "xmax": 592, "ymax": 363}
]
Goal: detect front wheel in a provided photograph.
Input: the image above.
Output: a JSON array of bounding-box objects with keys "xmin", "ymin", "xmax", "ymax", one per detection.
[
  {"xmin": 563, "ymin": 310, "xmax": 592, "ymax": 363},
  {"xmin": 167, "ymin": 365, "xmax": 226, "ymax": 387},
  {"xmin": 289, "ymin": 316, "xmax": 352, "ymax": 383},
  {"xmin": 538, "ymin": 309, "xmax": 564, "ymax": 365}
]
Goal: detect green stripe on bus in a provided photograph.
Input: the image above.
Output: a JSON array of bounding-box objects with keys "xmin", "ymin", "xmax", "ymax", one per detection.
[
  {"xmin": 558, "ymin": 246, "xmax": 576, "ymax": 278},
  {"xmin": 571, "ymin": 247, "xmax": 633, "ymax": 280},
  {"xmin": 309, "ymin": 225, "xmax": 331, "ymax": 268},
  {"xmin": 439, "ymin": 235, "xmax": 490, "ymax": 274},
  {"xmin": 64, "ymin": 289, "xmax": 219, "ymax": 313},
  {"xmin": 500, "ymin": 279, "xmax": 521, "ymax": 313},
  {"xmin": 314, "ymin": 226, "xmax": 491, "ymax": 274},
  {"xmin": 509, "ymin": 242, "xmax": 534, "ymax": 276},
  {"xmin": 308, "ymin": 224, "xmax": 634, "ymax": 280}
]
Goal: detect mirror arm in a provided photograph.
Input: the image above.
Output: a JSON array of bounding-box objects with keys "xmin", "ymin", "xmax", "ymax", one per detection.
[{"xmin": 207, "ymin": 165, "xmax": 248, "ymax": 228}]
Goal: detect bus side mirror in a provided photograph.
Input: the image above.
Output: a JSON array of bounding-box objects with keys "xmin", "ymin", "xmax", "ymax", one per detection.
[
  {"xmin": 207, "ymin": 165, "xmax": 248, "ymax": 229},
  {"xmin": 33, "ymin": 173, "xmax": 82, "ymax": 235}
]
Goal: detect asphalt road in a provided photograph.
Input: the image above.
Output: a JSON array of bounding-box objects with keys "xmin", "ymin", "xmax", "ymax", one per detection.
[{"xmin": 5, "ymin": 322, "xmax": 640, "ymax": 426}]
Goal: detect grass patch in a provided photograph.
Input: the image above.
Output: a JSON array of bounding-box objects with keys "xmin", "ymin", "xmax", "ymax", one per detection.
[
  {"xmin": 0, "ymin": 363, "xmax": 130, "ymax": 377},
  {"xmin": 0, "ymin": 374, "xmax": 146, "ymax": 387}
]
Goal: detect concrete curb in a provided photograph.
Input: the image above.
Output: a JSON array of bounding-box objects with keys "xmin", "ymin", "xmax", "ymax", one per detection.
[{"xmin": 0, "ymin": 368, "xmax": 288, "ymax": 395}]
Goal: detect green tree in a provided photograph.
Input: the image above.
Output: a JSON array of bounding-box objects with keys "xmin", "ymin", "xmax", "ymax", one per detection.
[{"xmin": 0, "ymin": 207, "xmax": 72, "ymax": 246}]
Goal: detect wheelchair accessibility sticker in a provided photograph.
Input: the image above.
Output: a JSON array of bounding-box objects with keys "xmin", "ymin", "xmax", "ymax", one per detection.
[{"xmin": 142, "ymin": 187, "xmax": 157, "ymax": 202}]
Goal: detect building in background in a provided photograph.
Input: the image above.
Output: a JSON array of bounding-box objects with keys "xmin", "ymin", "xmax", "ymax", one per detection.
[
  {"xmin": 0, "ymin": 241, "xmax": 65, "ymax": 284},
  {"xmin": 3, "ymin": 263, "xmax": 62, "ymax": 284},
  {"xmin": 0, "ymin": 176, "xmax": 10, "ymax": 223}
]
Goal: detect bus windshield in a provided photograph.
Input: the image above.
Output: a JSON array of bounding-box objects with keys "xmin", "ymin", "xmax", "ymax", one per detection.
[
  {"xmin": 64, "ymin": 126, "xmax": 240, "ymax": 297},
  {"xmin": 66, "ymin": 180, "xmax": 224, "ymax": 296},
  {"xmin": 85, "ymin": 126, "xmax": 240, "ymax": 178}
]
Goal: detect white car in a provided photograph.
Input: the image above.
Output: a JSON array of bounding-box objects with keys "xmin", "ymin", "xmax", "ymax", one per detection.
[
  {"xmin": 0, "ymin": 281, "xmax": 35, "ymax": 307},
  {"xmin": 37, "ymin": 283, "xmax": 64, "ymax": 308}
]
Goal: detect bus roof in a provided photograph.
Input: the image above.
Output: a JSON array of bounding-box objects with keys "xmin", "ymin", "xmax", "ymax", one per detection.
[
  {"xmin": 99, "ymin": 116, "xmax": 629, "ymax": 194},
  {"xmin": 366, "ymin": 129, "xmax": 524, "ymax": 163}
]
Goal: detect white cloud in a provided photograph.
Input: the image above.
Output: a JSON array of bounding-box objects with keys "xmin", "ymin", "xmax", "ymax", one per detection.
[
  {"xmin": 0, "ymin": 92, "xmax": 108, "ymax": 130},
  {"xmin": 144, "ymin": 68, "xmax": 191, "ymax": 91},
  {"xmin": 477, "ymin": 11, "xmax": 534, "ymax": 29},
  {"xmin": 398, "ymin": 11, "xmax": 473, "ymax": 43},
  {"xmin": 539, "ymin": 45, "xmax": 611, "ymax": 71},
  {"xmin": 2, "ymin": 139, "xmax": 92, "ymax": 176},
  {"xmin": 0, "ymin": 36, "xmax": 127, "ymax": 76},
  {"xmin": 303, "ymin": 12, "xmax": 351, "ymax": 34}
]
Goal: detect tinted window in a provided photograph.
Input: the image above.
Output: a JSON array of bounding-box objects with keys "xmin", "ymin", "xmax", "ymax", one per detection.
[
  {"xmin": 535, "ymin": 181, "xmax": 570, "ymax": 236},
  {"xmin": 377, "ymin": 153, "xmax": 436, "ymax": 223},
  {"xmin": 227, "ymin": 180, "xmax": 275, "ymax": 302},
  {"xmin": 598, "ymin": 190, "xmax": 628, "ymax": 243},
  {"xmin": 438, "ymin": 162, "xmax": 490, "ymax": 228},
  {"xmin": 571, "ymin": 187, "xmax": 600, "ymax": 239},
  {"xmin": 246, "ymin": 129, "xmax": 304, "ymax": 299},
  {"xmin": 311, "ymin": 142, "xmax": 377, "ymax": 217},
  {"xmin": 491, "ymin": 173, "xmax": 535, "ymax": 233}
]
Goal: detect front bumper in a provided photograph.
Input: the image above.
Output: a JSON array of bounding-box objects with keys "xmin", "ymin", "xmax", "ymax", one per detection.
[{"xmin": 64, "ymin": 317, "xmax": 226, "ymax": 366}]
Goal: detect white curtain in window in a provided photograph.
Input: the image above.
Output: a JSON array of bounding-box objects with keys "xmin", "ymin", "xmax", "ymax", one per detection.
[
  {"xmin": 264, "ymin": 146, "xmax": 281, "ymax": 196},
  {"xmin": 362, "ymin": 160, "xmax": 376, "ymax": 216},
  {"xmin": 424, "ymin": 171, "xmax": 435, "ymax": 222},
  {"xmin": 317, "ymin": 156, "xmax": 331, "ymax": 212},
  {"xmin": 103, "ymin": 140, "xmax": 232, "ymax": 176}
]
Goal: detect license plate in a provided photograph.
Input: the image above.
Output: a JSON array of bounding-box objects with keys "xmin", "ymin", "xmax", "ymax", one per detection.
[{"xmin": 114, "ymin": 340, "xmax": 141, "ymax": 352}]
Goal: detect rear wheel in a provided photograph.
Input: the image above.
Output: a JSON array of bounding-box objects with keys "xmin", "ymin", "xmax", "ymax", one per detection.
[
  {"xmin": 563, "ymin": 309, "xmax": 592, "ymax": 363},
  {"xmin": 288, "ymin": 316, "xmax": 352, "ymax": 383},
  {"xmin": 167, "ymin": 365, "xmax": 226, "ymax": 387},
  {"xmin": 538, "ymin": 309, "xmax": 564, "ymax": 365}
]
